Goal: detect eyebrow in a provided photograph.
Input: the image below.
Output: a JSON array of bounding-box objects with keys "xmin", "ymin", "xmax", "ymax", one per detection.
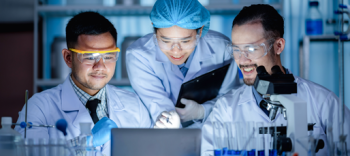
[{"xmin": 160, "ymin": 36, "xmax": 192, "ymax": 40}]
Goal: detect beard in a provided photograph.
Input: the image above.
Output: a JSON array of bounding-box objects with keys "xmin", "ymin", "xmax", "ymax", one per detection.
[
  {"xmin": 71, "ymin": 61, "xmax": 108, "ymax": 91},
  {"xmin": 240, "ymin": 64, "xmax": 258, "ymax": 86},
  {"xmin": 243, "ymin": 78, "xmax": 256, "ymax": 86}
]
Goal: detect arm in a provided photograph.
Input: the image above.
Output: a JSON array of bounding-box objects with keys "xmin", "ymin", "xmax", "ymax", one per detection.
[
  {"xmin": 138, "ymin": 96, "xmax": 153, "ymax": 128},
  {"xmin": 126, "ymin": 51, "xmax": 175, "ymax": 123}
]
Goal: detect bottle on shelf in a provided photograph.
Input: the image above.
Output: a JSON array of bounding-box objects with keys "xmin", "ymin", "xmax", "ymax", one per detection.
[{"xmin": 306, "ymin": 1, "xmax": 323, "ymax": 35}]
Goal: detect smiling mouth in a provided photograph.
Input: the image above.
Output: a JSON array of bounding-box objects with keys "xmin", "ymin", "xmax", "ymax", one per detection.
[
  {"xmin": 240, "ymin": 64, "xmax": 258, "ymax": 75},
  {"xmin": 170, "ymin": 55, "xmax": 184, "ymax": 60}
]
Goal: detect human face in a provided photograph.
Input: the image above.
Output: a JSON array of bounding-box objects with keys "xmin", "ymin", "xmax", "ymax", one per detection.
[
  {"xmin": 156, "ymin": 26, "xmax": 201, "ymax": 65},
  {"xmin": 63, "ymin": 32, "xmax": 116, "ymax": 95},
  {"xmin": 231, "ymin": 23, "xmax": 280, "ymax": 86}
]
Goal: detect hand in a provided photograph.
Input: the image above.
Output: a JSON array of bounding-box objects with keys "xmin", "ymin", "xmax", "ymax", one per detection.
[
  {"xmin": 175, "ymin": 98, "xmax": 205, "ymax": 122},
  {"xmin": 91, "ymin": 117, "xmax": 118, "ymax": 147},
  {"xmin": 154, "ymin": 111, "xmax": 181, "ymax": 129}
]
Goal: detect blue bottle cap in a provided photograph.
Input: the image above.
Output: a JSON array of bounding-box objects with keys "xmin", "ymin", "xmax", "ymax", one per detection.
[
  {"xmin": 214, "ymin": 149, "xmax": 221, "ymax": 156},
  {"xmin": 339, "ymin": 4, "xmax": 347, "ymax": 9},
  {"xmin": 248, "ymin": 149, "xmax": 256, "ymax": 156},
  {"xmin": 340, "ymin": 35, "xmax": 349, "ymax": 40},
  {"xmin": 258, "ymin": 150, "xmax": 265, "ymax": 156},
  {"xmin": 269, "ymin": 149, "xmax": 278, "ymax": 156}
]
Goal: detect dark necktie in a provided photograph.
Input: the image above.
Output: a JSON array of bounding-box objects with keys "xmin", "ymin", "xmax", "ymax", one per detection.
[
  {"xmin": 86, "ymin": 99, "xmax": 101, "ymax": 124},
  {"xmin": 260, "ymin": 100, "xmax": 270, "ymax": 117}
]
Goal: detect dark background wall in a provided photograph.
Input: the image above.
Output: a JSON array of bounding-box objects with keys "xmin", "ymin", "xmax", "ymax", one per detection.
[{"xmin": 0, "ymin": 23, "xmax": 34, "ymax": 124}]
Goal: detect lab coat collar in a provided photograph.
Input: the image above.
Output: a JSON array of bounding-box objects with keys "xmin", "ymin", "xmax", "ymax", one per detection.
[
  {"xmin": 61, "ymin": 75, "xmax": 82, "ymax": 111},
  {"xmin": 237, "ymin": 85, "xmax": 272, "ymax": 121},
  {"xmin": 237, "ymin": 85, "xmax": 255, "ymax": 105},
  {"xmin": 106, "ymin": 85, "xmax": 125, "ymax": 111},
  {"xmin": 184, "ymin": 38, "xmax": 214, "ymax": 81},
  {"xmin": 61, "ymin": 75, "xmax": 94, "ymax": 128}
]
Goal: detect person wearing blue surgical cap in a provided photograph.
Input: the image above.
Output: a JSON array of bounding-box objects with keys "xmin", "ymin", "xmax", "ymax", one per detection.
[{"xmin": 126, "ymin": 0, "xmax": 240, "ymax": 128}]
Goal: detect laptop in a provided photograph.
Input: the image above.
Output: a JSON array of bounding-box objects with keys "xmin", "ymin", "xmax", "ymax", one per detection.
[
  {"xmin": 111, "ymin": 128, "xmax": 201, "ymax": 156},
  {"xmin": 175, "ymin": 63, "xmax": 231, "ymax": 108}
]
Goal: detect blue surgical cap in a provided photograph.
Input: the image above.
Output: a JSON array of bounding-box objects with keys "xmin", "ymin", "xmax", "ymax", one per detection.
[{"xmin": 150, "ymin": 0, "xmax": 210, "ymax": 37}]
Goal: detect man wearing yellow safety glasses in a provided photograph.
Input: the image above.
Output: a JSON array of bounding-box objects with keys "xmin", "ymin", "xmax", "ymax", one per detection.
[{"xmin": 15, "ymin": 12, "xmax": 152, "ymax": 156}]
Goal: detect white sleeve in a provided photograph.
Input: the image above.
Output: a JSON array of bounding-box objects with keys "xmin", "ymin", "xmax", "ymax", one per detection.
[{"xmin": 126, "ymin": 50, "xmax": 175, "ymax": 123}]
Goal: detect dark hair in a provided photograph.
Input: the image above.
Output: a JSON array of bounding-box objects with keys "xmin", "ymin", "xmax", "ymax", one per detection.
[
  {"xmin": 232, "ymin": 4, "xmax": 284, "ymax": 42},
  {"xmin": 66, "ymin": 11, "xmax": 117, "ymax": 49},
  {"xmin": 153, "ymin": 27, "xmax": 202, "ymax": 34}
]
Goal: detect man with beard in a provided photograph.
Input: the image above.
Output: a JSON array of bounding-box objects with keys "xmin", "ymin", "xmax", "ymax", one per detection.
[
  {"xmin": 201, "ymin": 4, "xmax": 350, "ymax": 155},
  {"xmin": 15, "ymin": 12, "xmax": 152, "ymax": 156}
]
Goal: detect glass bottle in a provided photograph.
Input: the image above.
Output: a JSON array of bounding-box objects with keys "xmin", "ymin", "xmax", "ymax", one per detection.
[{"xmin": 306, "ymin": 1, "xmax": 323, "ymax": 35}]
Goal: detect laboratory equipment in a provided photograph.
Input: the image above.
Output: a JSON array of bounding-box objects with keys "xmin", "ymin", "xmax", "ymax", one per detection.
[
  {"xmin": 12, "ymin": 122, "xmax": 55, "ymax": 128},
  {"xmin": 306, "ymin": 1, "xmax": 323, "ymax": 35},
  {"xmin": 334, "ymin": 3, "xmax": 349, "ymax": 156},
  {"xmin": 0, "ymin": 117, "xmax": 22, "ymax": 156},
  {"xmin": 254, "ymin": 66, "xmax": 324, "ymax": 155},
  {"xmin": 256, "ymin": 122, "xmax": 265, "ymax": 156},
  {"xmin": 334, "ymin": 5, "xmax": 350, "ymax": 41}
]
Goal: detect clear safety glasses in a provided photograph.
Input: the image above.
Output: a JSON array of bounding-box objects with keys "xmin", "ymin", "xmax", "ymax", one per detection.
[
  {"xmin": 226, "ymin": 41, "xmax": 273, "ymax": 60},
  {"xmin": 69, "ymin": 48, "xmax": 120, "ymax": 65},
  {"xmin": 153, "ymin": 34, "xmax": 200, "ymax": 50}
]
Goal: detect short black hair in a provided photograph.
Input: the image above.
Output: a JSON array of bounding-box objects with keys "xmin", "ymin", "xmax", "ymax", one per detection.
[
  {"xmin": 66, "ymin": 11, "xmax": 117, "ymax": 49},
  {"xmin": 232, "ymin": 4, "xmax": 284, "ymax": 41}
]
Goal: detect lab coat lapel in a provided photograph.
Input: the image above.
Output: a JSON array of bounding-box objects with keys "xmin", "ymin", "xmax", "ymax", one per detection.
[
  {"xmin": 184, "ymin": 39, "xmax": 213, "ymax": 82},
  {"xmin": 106, "ymin": 85, "xmax": 125, "ymax": 124},
  {"xmin": 238, "ymin": 85, "xmax": 271, "ymax": 122},
  {"xmin": 61, "ymin": 76, "xmax": 94, "ymax": 128}
]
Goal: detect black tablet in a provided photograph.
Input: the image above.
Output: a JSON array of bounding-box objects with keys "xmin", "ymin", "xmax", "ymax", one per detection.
[{"xmin": 175, "ymin": 63, "xmax": 231, "ymax": 108}]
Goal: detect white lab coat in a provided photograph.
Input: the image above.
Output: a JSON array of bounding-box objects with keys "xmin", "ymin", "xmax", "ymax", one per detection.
[
  {"xmin": 201, "ymin": 75, "xmax": 350, "ymax": 156},
  {"xmin": 15, "ymin": 76, "xmax": 152, "ymax": 156},
  {"xmin": 126, "ymin": 30, "xmax": 240, "ymax": 126}
]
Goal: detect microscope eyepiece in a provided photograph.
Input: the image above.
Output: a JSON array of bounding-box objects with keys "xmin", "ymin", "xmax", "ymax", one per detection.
[
  {"xmin": 257, "ymin": 66, "xmax": 268, "ymax": 75},
  {"xmin": 271, "ymin": 65, "xmax": 284, "ymax": 75}
]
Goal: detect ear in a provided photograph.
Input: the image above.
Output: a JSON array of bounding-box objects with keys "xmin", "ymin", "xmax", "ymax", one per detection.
[
  {"xmin": 198, "ymin": 25, "xmax": 205, "ymax": 37},
  {"xmin": 62, "ymin": 49, "xmax": 73, "ymax": 68},
  {"xmin": 274, "ymin": 38, "xmax": 285, "ymax": 56}
]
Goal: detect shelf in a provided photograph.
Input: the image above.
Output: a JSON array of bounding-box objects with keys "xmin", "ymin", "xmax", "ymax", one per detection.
[
  {"xmin": 36, "ymin": 4, "xmax": 282, "ymax": 16},
  {"xmin": 304, "ymin": 35, "xmax": 340, "ymax": 41},
  {"xmin": 36, "ymin": 78, "xmax": 130, "ymax": 86},
  {"xmin": 299, "ymin": 35, "xmax": 350, "ymax": 79}
]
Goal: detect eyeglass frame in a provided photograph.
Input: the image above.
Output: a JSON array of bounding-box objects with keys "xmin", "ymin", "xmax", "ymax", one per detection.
[
  {"xmin": 69, "ymin": 48, "xmax": 120, "ymax": 65},
  {"xmin": 226, "ymin": 39, "xmax": 275, "ymax": 60},
  {"xmin": 153, "ymin": 34, "xmax": 200, "ymax": 50}
]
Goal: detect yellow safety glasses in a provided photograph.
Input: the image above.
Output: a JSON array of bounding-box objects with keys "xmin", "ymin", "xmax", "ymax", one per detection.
[{"xmin": 69, "ymin": 48, "xmax": 120, "ymax": 65}]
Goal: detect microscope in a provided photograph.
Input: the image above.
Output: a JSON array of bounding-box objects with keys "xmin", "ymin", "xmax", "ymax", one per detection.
[{"xmin": 254, "ymin": 65, "xmax": 324, "ymax": 155}]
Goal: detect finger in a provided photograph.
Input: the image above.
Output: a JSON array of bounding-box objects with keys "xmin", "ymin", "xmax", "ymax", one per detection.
[
  {"xmin": 175, "ymin": 107, "xmax": 185, "ymax": 115},
  {"xmin": 155, "ymin": 121, "xmax": 166, "ymax": 128},
  {"xmin": 161, "ymin": 112, "xmax": 171, "ymax": 118},
  {"xmin": 160, "ymin": 117, "xmax": 169, "ymax": 124},
  {"xmin": 180, "ymin": 98, "xmax": 191, "ymax": 105},
  {"xmin": 169, "ymin": 111, "xmax": 180, "ymax": 120}
]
